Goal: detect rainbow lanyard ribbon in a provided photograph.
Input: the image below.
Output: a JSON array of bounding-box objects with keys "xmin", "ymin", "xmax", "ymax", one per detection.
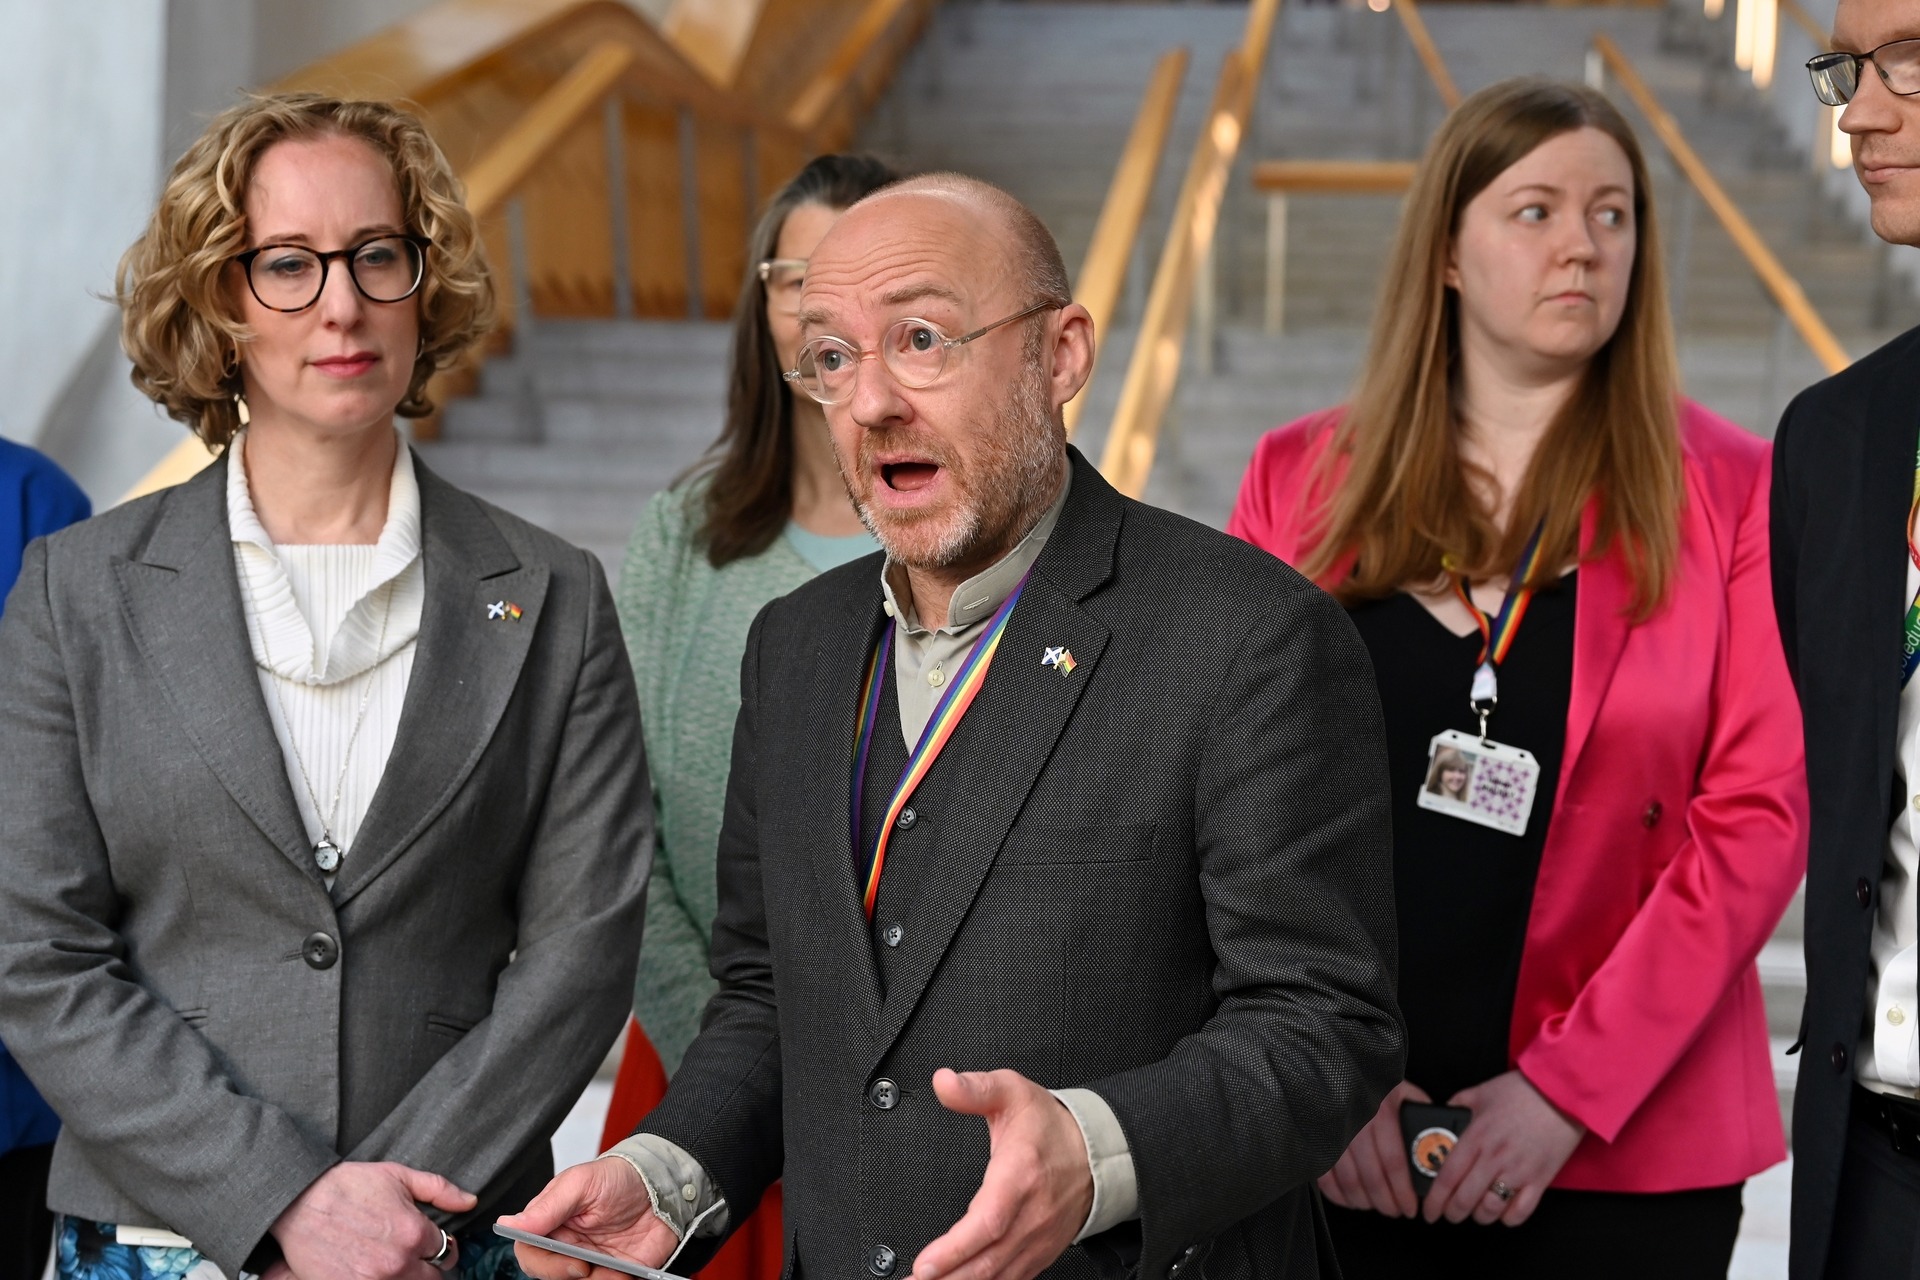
[
  {"xmin": 1446, "ymin": 521, "xmax": 1549, "ymax": 740},
  {"xmin": 849, "ymin": 575, "xmax": 1029, "ymax": 919},
  {"xmin": 1903, "ymin": 438, "xmax": 1920, "ymax": 688}
]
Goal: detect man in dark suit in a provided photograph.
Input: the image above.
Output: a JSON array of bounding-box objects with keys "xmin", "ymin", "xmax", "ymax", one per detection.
[
  {"xmin": 506, "ymin": 173, "xmax": 1403, "ymax": 1280},
  {"xmin": 1774, "ymin": 0, "xmax": 1920, "ymax": 1272}
]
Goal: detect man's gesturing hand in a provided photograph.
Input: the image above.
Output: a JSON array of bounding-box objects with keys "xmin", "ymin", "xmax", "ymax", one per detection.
[
  {"xmin": 911, "ymin": 1069, "xmax": 1094, "ymax": 1280},
  {"xmin": 497, "ymin": 1156, "xmax": 680, "ymax": 1280},
  {"xmin": 272, "ymin": 1162, "xmax": 476, "ymax": 1280}
]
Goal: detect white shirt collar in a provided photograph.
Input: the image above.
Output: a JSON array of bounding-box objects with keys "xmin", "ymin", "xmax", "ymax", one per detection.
[{"xmin": 228, "ymin": 429, "xmax": 425, "ymax": 685}]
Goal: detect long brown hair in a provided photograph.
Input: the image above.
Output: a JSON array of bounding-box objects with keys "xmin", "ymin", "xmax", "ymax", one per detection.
[
  {"xmin": 1301, "ymin": 79, "xmax": 1683, "ymax": 617},
  {"xmin": 690, "ymin": 154, "xmax": 898, "ymax": 567}
]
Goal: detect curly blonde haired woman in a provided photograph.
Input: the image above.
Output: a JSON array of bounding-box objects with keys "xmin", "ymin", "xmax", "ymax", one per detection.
[{"xmin": 0, "ymin": 94, "xmax": 650, "ymax": 1280}]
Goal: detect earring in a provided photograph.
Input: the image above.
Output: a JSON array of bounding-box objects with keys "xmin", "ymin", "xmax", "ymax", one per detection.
[{"xmin": 234, "ymin": 392, "xmax": 251, "ymax": 428}]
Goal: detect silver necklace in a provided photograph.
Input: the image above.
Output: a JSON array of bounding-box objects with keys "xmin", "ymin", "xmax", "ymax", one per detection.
[{"xmin": 243, "ymin": 564, "xmax": 397, "ymax": 874}]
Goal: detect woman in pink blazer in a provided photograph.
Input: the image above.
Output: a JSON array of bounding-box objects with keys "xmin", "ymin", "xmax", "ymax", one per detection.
[{"xmin": 1230, "ymin": 80, "xmax": 1804, "ymax": 1277}]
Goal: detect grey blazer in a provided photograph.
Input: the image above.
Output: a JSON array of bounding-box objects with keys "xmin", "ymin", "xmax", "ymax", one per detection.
[
  {"xmin": 642, "ymin": 450, "xmax": 1404, "ymax": 1280},
  {"xmin": 0, "ymin": 451, "xmax": 650, "ymax": 1276}
]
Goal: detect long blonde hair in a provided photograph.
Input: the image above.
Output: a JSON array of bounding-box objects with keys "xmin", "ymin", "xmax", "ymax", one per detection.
[{"xmin": 1301, "ymin": 79, "xmax": 1683, "ymax": 618}]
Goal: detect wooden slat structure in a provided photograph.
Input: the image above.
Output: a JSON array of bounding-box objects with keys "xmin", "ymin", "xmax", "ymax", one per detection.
[
  {"xmin": 1098, "ymin": 0, "xmax": 1282, "ymax": 498},
  {"xmin": 120, "ymin": 0, "xmax": 937, "ymax": 501},
  {"xmin": 1063, "ymin": 47, "xmax": 1191, "ymax": 439},
  {"xmin": 1592, "ymin": 33, "xmax": 1850, "ymax": 374}
]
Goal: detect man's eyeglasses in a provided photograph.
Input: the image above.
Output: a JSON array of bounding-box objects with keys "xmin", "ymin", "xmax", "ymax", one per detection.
[
  {"xmin": 783, "ymin": 301, "xmax": 1062, "ymax": 406},
  {"xmin": 234, "ymin": 235, "xmax": 432, "ymax": 313},
  {"xmin": 1808, "ymin": 37, "xmax": 1920, "ymax": 106}
]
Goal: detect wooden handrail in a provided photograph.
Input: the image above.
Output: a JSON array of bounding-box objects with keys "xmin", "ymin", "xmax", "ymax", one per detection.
[
  {"xmin": 1592, "ymin": 34, "xmax": 1848, "ymax": 374},
  {"xmin": 787, "ymin": 0, "xmax": 919, "ymax": 134},
  {"xmin": 1390, "ymin": 0, "xmax": 1461, "ymax": 111},
  {"xmin": 1099, "ymin": 0, "xmax": 1282, "ymax": 497},
  {"xmin": 1778, "ymin": 0, "xmax": 1829, "ymax": 48},
  {"xmin": 463, "ymin": 41, "xmax": 635, "ymax": 217},
  {"xmin": 1063, "ymin": 47, "xmax": 1191, "ymax": 439},
  {"xmin": 663, "ymin": 0, "xmax": 765, "ymax": 86},
  {"xmin": 1251, "ymin": 159, "xmax": 1417, "ymax": 194}
]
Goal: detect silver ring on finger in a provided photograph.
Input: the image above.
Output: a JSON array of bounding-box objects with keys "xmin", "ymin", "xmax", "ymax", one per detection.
[
  {"xmin": 1490, "ymin": 1179, "xmax": 1515, "ymax": 1203},
  {"xmin": 427, "ymin": 1228, "xmax": 454, "ymax": 1266}
]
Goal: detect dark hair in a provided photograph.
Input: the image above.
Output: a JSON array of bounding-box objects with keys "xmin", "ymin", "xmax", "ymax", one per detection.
[{"xmin": 691, "ymin": 154, "xmax": 899, "ymax": 567}]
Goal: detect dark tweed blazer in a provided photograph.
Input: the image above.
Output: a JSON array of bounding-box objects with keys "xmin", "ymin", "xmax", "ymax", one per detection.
[
  {"xmin": 643, "ymin": 449, "xmax": 1404, "ymax": 1280},
  {"xmin": 0, "ymin": 451, "xmax": 651, "ymax": 1276},
  {"xmin": 1771, "ymin": 325, "xmax": 1920, "ymax": 1278}
]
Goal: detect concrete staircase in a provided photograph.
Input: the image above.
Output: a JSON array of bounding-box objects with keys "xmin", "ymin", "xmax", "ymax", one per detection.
[{"xmin": 427, "ymin": 0, "xmax": 1841, "ymax": 1141}]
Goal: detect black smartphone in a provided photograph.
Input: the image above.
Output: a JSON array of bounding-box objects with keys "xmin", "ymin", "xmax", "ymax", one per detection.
[{"xmin": 1398, "ymin": 1101, "xmax": 1473, "ymax": 1199}]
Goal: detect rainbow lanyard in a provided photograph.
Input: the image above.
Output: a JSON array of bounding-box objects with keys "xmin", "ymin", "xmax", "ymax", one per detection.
[
  {"xmin": 849, "ymin": 575, "xmax": 1029, "ymax": 919},
  {"xmin": 1446, "ymin": 521, "xmax": 1549, "ymax": 740},
  {"xmin": 1903, "ymin": 438, "xmax": 1920, "ymax": 688}
]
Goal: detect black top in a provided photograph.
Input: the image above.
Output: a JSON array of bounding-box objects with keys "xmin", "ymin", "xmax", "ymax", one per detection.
[{"xmin": 1347, "ymin": 574, "xmax": 1577, "ymax": 1102}]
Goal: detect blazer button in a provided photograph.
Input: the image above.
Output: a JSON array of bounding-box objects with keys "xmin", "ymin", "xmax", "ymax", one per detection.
[
  {"xmin": 896, "ymin": 807, "xmax": 918, "ymax": 830},
  {"xmin": 1641, "ymin": 801, "xmax": 1663, "ymax": 828},
  {"xmin": 1832, "ymin": 1043, "xmax": 1849, "ymax": 1073},
  {"xmin": 302, "ymin": 932, "xmax": 339, "ymax": 970},
  {"xmin": 868, "ymin": 1244, "xmax": 897, "ymax": 1277},
  {"xmin": 1859, "ymin": 877, "xmax": 1875, "ymax": 909},
  {"xmin": 869, "ymin": 1078, "xmax": 899, "ymax": 1111},
  {"xmin": 881, "ymin": 923, "xmax": 904, "ymax": 948}
]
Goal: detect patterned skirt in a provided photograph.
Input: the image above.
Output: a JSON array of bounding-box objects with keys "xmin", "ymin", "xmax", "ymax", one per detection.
[{"xmin": 55, "ymin": 1218, "xmax": 530, "ymax": 1280}]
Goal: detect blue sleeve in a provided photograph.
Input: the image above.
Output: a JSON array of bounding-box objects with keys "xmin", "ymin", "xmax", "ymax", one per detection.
[{"xmin": 0, "ymin": 443, "xmax": 90, "ymax": 622}]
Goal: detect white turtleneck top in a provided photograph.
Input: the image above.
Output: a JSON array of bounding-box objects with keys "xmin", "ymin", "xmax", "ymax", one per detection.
[{"xmin": 227, "ymin": 430, "xmax": 424, "ymax": 869}]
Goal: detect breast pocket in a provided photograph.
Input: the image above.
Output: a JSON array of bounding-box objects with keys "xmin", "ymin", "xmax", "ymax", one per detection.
[{"xmin": 996, "ymin": 822, "xmax": 1156, "ymax": 867}]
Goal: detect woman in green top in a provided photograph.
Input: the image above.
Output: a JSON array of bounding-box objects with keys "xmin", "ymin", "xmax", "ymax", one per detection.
[{"xmin": 616, "ymin": 154, "xmax": 896, "ymax": 1075}]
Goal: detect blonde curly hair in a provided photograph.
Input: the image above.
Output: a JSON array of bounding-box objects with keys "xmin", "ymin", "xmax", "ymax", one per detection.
[{"xmin": 117, "ymin": 93, "xmax": 497, "ymax": 447}]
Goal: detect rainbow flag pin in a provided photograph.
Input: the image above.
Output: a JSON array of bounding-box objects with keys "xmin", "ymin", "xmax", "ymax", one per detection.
[
  {"xmin": 486, "ymin": 600, "xmax": 524, "ymax": 621},
  {"xmin": 1042, "ymin": 645, "xmax": 1076, "ymax": 676}
]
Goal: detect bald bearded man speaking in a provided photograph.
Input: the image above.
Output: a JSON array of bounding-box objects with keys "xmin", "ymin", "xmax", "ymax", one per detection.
[{"xmin": 504, "ymin": 175, "xmax": 1403, "ymax": 1280}]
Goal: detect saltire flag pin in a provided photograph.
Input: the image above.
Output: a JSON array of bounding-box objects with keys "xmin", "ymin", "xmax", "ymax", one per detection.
[
  {"xmin": 1041, "ymin": 645, "xmax": 1077, "ymax": 676},
  {"xmin": 486, "ymin": 600, "xmax": 524, "ymax": 621}
]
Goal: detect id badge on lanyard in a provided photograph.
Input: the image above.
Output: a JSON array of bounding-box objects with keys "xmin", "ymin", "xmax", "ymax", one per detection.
[{"xmin": 1416, "ymin": 525, "xmax": 1547, "ymax": 837}]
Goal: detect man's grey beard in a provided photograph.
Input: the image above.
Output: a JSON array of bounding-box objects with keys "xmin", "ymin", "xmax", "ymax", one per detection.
[{"xmin": 849, "ymin": 355, "xmax": 1062, "ymax": 571}]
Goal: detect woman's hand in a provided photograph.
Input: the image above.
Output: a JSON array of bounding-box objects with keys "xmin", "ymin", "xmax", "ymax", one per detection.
[
  {"xmin": 272, "ymin": 1162, "xmax": 476, "ymax": 1280},
  {"xmin": 1316, "ymin": 1080, "xmax": 1430, "ymax": 1218},
  {"xmin": 1421, "ymin": 1070, "xmax": 1585, "ymax": 1227}
]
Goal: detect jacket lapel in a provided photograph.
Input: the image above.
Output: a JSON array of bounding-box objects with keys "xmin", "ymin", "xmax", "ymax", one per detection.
[
  {"xmin": 805, "ymin": 579, "xmax": 890, "ymax": 1037},
  {"xmin": 1558, "ymin": 495, "xmax": 1634, "ymax": 796},
  {"xmin": 871, "ymin": 452, "xmax": 1120, "ymax": 1059},
  {"xmin": 1865, "ymin": 373, "xmax": 1920, "ymax": 805},
  {"xmin": 330, "ymin": 459, "xmax": 547, "ymax": 905},
  {"xmin": 113, "ymin": 453, "xmax": 319, "ymax": 881}
]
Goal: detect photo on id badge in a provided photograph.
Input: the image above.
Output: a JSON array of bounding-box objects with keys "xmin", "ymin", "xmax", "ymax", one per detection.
[{"xmin": 1418, "ymin": 728, "xmax": 1541, "ymax": 836}]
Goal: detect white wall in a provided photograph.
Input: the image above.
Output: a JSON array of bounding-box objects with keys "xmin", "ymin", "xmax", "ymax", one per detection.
[
  {"xmin": 0, "ymin": 0, "xmax": 451, "ymax": 501},
  {"xmin": 0, "ymin": 0, "xmax": 166, "ymax": 462}
]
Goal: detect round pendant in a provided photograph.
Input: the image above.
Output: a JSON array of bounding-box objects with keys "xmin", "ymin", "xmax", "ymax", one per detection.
[{"xmin": 313, "ymin": 838, "xmax": 342, "ymax": 874}]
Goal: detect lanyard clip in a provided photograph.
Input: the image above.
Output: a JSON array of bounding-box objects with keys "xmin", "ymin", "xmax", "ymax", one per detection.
[{"xmin": 1469, "ymin": 661, "xmax": 1498, "ymax": 744}]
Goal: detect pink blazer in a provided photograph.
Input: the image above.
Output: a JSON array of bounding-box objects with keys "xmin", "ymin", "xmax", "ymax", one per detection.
[{"xmin": 1228, "ymin": 400, "xmax": 1806, "ymax": 1192}]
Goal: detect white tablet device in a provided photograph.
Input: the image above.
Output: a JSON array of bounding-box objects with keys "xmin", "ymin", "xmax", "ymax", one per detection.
[{"xmin": 491, "ymin": 1225, "xmax": 686, "ymax": 1280}]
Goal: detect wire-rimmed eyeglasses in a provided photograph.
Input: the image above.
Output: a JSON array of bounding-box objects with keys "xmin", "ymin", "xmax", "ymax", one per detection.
[
  {"xmin": 234, "ymin": 235, "xmax": 433, "ymax": 313},
  {"xmin": 759, "ymin": 257, "xmax": 807, "ymax": 316},
  {"xmin": 782, "ymin": 301, "xmax": 1062, "ymax": 406},
  {"xmin": 1808, "ymin": 37, "xmax": 1920, "ymax": 106}
]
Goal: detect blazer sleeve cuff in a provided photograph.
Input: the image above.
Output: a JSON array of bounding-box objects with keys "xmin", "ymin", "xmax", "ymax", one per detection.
[{"xmin": 1051, "ymin": 1087, "xmax": 1139, "ymax": 1240}]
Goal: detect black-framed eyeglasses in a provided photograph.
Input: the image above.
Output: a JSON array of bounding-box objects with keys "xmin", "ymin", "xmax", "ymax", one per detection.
[
  {"xmin": 783, "ymin": 301, "xmax": 1062, "ymax": 406},
  {"xmin": 759, "ymin": 257, "xmax": 807, "ymax": 316},
  {"xmin": 1808, "ymin": 37, "xmax": 1920, "ymax": 106},
  {"xmin": 234, "ymin": 235, "xmax": 432, "ymax": 312}
]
